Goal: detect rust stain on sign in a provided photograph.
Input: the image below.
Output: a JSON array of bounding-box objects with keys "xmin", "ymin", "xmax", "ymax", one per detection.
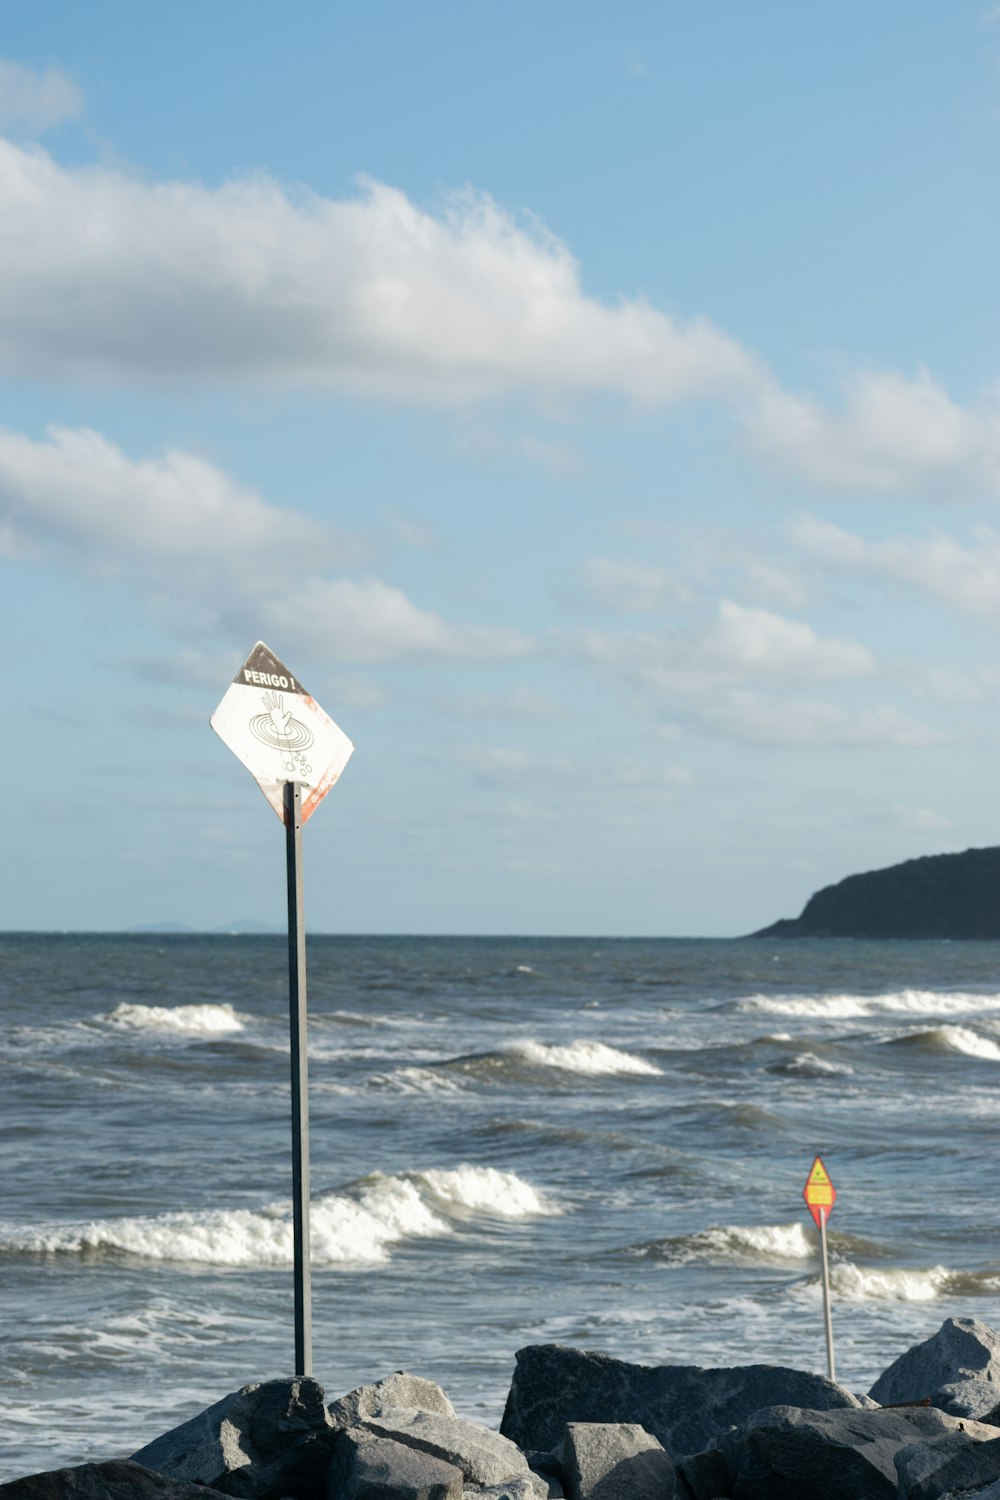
[{"xmin": 211, "ymin": 641, "xmax": 354, "ymax": 824}]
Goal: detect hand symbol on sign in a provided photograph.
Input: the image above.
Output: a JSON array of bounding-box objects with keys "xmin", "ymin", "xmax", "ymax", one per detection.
[{"xmin": 263, "ymin": 691, "xmax": 293, "ymax": 737}]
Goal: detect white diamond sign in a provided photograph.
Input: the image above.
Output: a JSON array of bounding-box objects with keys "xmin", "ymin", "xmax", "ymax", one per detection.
[{"xmin": 211, "ymin": 641, "xmax": 354, "ymax": 824}]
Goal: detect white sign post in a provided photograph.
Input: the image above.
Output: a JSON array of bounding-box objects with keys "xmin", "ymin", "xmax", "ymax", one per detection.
[{"xmin": 211, "ymin": 642, "xmax": 354, "ymax": 1377}]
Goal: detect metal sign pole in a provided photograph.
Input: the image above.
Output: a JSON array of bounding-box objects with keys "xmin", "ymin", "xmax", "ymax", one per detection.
[
  {"xmin": 818, "ymin": 1206, "xmax": 835, "ymax": 1383},
  {"xmin": 212, "ymin": 644, "xmax": 353, "ymax": 1378},
  {"xmin": 284, "ymin": 779, "xmax": 312, "ymax": 1377}
]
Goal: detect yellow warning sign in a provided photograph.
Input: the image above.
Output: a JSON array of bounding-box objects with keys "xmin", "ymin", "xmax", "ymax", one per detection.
[{"xmin": 803, "ymin": 1154, "xmax": 836, "ymax": 1228}]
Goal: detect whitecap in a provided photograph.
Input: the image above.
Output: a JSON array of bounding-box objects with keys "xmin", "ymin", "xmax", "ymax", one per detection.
[
  {"xmin": 1, "ymin": 1164, "xmax": 556, "ymax": 1267},
  {"xmin": 738, "ymin": 994, "xmax": 870, "ymax": 1019},
  {"xmin": 642, "ymin": 1221, "xmax": 814, "ymax": 1265},
  {"xmin": 505, "ymin": 1039, "xmax": 661, "ymax": 1076},
  {"xmin": 100, "ymin": 1003, "xmax": 245, "ymax": 1036},
  {"xmin": 766, "ymin": 1052, "xmax": 854, "ymax": 1078},
  {"xmin": 830, "ymin": 1261, "xmax": 950, "ymax": 1302},
  {"xmin": 413, "ymin": 1164, "xmax": 560, "ymax": 1218},
  {"xmin": 370, "ymin": 1066, "xmax": 468, "ymax": 1095},
  {"xmin": 929, "ymin": 1025, "xmax": 1000, "ymax": 1061},
  {"xmin": 739, "ymin": 989, "xmax": 1000, "ymax": 1021}
]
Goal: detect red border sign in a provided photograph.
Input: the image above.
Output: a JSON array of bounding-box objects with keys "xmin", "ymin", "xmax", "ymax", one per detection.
[{"xmin": 803, "ymin": 1154, "xmax": 836, "ymax": 1230}]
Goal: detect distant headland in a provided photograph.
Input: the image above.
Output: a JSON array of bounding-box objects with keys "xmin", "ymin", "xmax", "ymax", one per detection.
[{"xmin": 752, "ymin": 846, "xmax": 1000, "ymax": 940}]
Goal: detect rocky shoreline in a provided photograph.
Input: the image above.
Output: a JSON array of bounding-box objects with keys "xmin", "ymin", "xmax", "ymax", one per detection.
[{"xmin": 5, "ymin": 1317, "xmax": 1000, "ymax": 1499}]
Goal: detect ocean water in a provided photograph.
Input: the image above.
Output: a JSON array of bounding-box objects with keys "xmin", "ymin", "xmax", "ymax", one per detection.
[{"xmin": 2, "ymin": 932, "xmax": 1000, "ymax": 1479}]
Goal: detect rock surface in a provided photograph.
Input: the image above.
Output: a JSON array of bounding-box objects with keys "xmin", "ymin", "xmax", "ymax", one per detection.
[
  {"xmin": 330, "ymin": 1374, "xmax": 456, "ymax": 1432},
  {"xmin": 363, "ymin": 1410, "xmax": 530, "ymax": 1488},
  {"xmin": 499, "ymin": 1343, "xmax": 859, "ymax": 1458},
  {"xmin": 678, "ymin": 1445, "xmax": 733, "ymax": 1500},
  {"xmin": 870, "ymin": 1318, "xmax": 1000, "ymax": 1410},
  {"xmin": 463, "ymin": 1482, "xmax": 547, "ymax": 1500},
  {"xmin": 559, "ymin": 1422, "xmax": 674, "ymax": 1500},
  {"xmin": 131, "ymin": 1376, "xmax": 334, "ymax": 1499},
  {"xmin": 933, "ymin": 1379, "xmax": 1000, "ymax": 1419},
  {"xmin": 895, "ymin": 1430, "xmax": 1000, "ymax": 1500},
  {"xmin": 0, "ymin": 1459, "xmax": 227, "ymax": 1500},
  {"xmin": 329, "ymin": 1427, "xmax": 463, "ymax": 1499},
  {"xmin": 716, "ymin": 1403, "xmax": 994, "ymax": 1500}
]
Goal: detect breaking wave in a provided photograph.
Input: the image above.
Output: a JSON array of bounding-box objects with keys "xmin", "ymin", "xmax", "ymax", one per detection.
[
  {"xmin": 414, "ymin": 1164, "xmax": 559, "ymax": 1218},
  {"xmin": 99, "ymin": 1004, "xmax": 245, "ymax": 1036},
  {"xmin": 887, "ymin": 1026, "xmax": 1000, "ymax": 1062},
  {"xmin": 765, "ymin": 1051, "xmax": 854, "ymax": 1078},
  {"xmin": 503, "ymin": 1039, "xmax": 662, "ymax": 1076},
  {"xmin": 370, "ymin": 1065, "xmax": 470, "ymax": 1096},
  {"xmin": 0, "ymin": 1165, "xmax": 556, "ymax": 1268},
  {"xmin": 635, "ymin": 1221, "xmax": 815, "ymax": 1265},
  {"xmin": 738, "ymin": 989, "xmax": 1000, "ymax": 1021},
  {"xmin": 827, "ymin": 1262, "xmax": 1000, "ymax": 1302}
]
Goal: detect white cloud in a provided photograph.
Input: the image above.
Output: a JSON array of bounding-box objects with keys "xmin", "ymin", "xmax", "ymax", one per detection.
[
  {"xmin": 0, "ymin": 140, "xmax": 759, "ymax": 400},
  {"xmin": 458, "ymin": 745, "xmax": 694, "ymax": 792},
  {"xmin": 434, "ymin": 688, "xmax": 571, "ymax": 721},
  {"xmin": 0, "ymin": 424, "xmax": 530, "ymax": 665},
  {"xmin": 917, "ymin": 666, "xmax": 1000, "ymax": 704},
  {"xmin": 581, "ymin": 600, "xmax": 875, "ymax": 693},
  {"xmin": 0, "ymin": 424, "xmax": 336, "ymax": 572},
  {"xmin": 580, "ymin": 557, "xmax": 692, "ymax": 613},
  {"xmin": 700, "ymin": 693, "xmax": 948, "ymax": 748},
  {"xmin": 748, "ymin": 370, "xmax": 1000, "ymax": 496},
  {"xmin": 321, "ymin": 675, "xmax": 387, "ymax": 710},
  {"xmin": 702, "ymin": 601, "xmax": 874, "ymax": 679},
  {"xmin": 795, "ymin": 515, "xmax": 1000, "ymax": 616},
  {"xmin": 265, "ymin": 576, "xmax": 533, "ymax": 664},
  {"xmin": 2, "ymin": 136, "xmax": 999, "ymax": 499},
  {"xmin": 571, "ymin": 602, "xmax": 951, "ymax": 750},
  {"xmin": 0, "ymin": 59, "xmax": 82, "ymax": 131},
  {"xmin": 890, "ymin": 804, "xmax": 954, "ymax": 832},
  {"xmin": 739, "ymin": 557, "xmax": 810, "ymax": 611}
]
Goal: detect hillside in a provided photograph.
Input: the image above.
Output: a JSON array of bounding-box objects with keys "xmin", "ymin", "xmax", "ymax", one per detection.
[{"xmin": 752, "ymin": 846, "xmax": 1000, "ymax": 939}]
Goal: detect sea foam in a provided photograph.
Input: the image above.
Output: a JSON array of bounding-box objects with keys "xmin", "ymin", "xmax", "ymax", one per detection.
[
  {"xmin": 926, "ymin": 1026, "xmax": 1000, "ymax": 1062},
  {"xmin": 415, "ymin": 1164, "xmax": 559, "ymax": 1217},
  {"xmin": 100, "ymin": 1003, "xmax": 245, "ymax": 1036},
  {"xmin": 829, "ymin": 1262, "xmax": 951, "ymax": 1302},
  {"xmin": 640, "ymin": 1221, "xmax": 814, "ymax": 1265},
  {"xmin": 765, "ymin": 1051, "xmax": 854, "ymax": 1077},
  {"xmin": 739, "ymin": 989, "xmax": 1000, "ymax": 1020},
  {"xmin": 505, "ymin": 1039, "xmax": 662, "ymax": 1076},
  {"xmin": 1, "ymin": 1165, "xmax": 554, "ymax": 1267}
]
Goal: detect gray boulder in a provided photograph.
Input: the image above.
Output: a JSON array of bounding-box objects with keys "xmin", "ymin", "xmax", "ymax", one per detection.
[
  {"xmin": 525, "ymin": 1478, "xmax": 565, "ymax": 1500},
  {"xmin": 678, "ymin": 1446, "xmax": 733, "ymax": 1500},
  {"xmin": 131, "ymin": 1376, "xmax": 334, "ymax": 1499},
  {"xmin": 521, "ymin": 1452, "xmax": 566, "ymax": 1498},
  {"xmin": 717, "ymin": 1402, "xmax": 989, "ymax": 1500},
  {"xmin": 462, "ymin": 1483, "xmax": 548, "ymax": 1500},
  {"xmin": 871, "ymin": 1318, "xmax": 1000, "ymax": 1410},
  {"xmin": 363, "ymin": 1410, "xmax": 530, "ymax": 1489},
  {"xmin": 330, "ymin": 1426, "xmax": 463, "ymax": 1499},
  {"xmin": 0, "ymin": 1459, "xmax": 227, "ymax": 1500},
  {"xmin": 499, "ymin": 1343, "xmax": 859, "ymax": 1459},
  {"xmin": 559, "ymin": 1423, "xmax": 674, "ymax": 1500},
  {"xmin": 895, "ymin": 1430, "xmax": 1000, "ymax": 1500},
  {"xmin": 330, "ymin": 1374, "xmax": 456, "ymax": 1431},
  {"xmin": 934, "ymin": 1379, "xmax": 1000, "ymax": 1419}
]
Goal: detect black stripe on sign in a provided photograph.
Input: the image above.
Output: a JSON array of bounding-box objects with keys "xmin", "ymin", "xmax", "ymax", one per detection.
[{"xmin": 232, "ymin": 641, "xmax": 307, "ymax": 695}]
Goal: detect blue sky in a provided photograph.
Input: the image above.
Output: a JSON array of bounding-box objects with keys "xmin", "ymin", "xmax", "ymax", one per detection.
[{"xmin": 3, "ymin": 3, "xmax": 1000, "ymax": 934}]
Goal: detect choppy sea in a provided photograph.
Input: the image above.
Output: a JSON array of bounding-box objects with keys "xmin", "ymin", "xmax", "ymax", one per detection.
[{"xmin": 2, "ymin": 933, "xmax": 1000, "ymax": 1479}]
